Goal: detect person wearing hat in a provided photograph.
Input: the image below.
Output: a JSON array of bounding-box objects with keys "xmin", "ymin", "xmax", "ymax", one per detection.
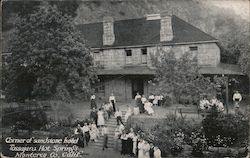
[
  {"xmin": 109, "ymin": 93, "xmax": 116, "ymax": 112},
  {"xmin": 90, "ymin": 94, "xmax": 97, "ymax": 109},
  {"xmin": 82, "ymin": 122, "xmax": 90, "ymax": 146},
  {"xmin": 233, "ymin": 91, "xmax": 242, "ymax": 108},
  {"xmin": 127, "ymin": 128, "xmax": 135, "ymax": 156},
  {"xmin": 74, "ymin": 124, "xmax": 84, "ymax": 148}
]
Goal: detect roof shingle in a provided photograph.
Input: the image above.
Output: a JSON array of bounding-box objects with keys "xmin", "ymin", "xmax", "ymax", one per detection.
[{"xmin": 77, "ymin": 15, "xmax": 217, "ymax": 48}]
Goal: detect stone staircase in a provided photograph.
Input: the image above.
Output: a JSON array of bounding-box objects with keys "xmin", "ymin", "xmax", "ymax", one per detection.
[{"xmin": 87, "ymin": 111, "xmax": 126, "ymax": 150}]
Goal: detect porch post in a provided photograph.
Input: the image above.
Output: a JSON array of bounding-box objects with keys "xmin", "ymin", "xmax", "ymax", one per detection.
[
  {"xmin": 223, "ymin": 74, "xmax": 229, "ymax": 114},
  {"xmin": 225, "ymin": 76, "xmax": 229, "ymax": 114}
]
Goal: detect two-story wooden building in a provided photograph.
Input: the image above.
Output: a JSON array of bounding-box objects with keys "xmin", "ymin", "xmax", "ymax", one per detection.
[{"xmin": 77, "ymin": 14, "xmax": 244, "ymax": 101}]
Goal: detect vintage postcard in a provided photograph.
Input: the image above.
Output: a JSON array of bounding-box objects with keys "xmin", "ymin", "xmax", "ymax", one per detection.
[{"xmin": 1, "ymin": 0, "xmax": 249, "ymax": 157}]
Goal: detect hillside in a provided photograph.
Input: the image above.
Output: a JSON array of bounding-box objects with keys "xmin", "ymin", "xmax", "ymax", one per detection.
[{"xmin": 2, "ymin": 0, "xmax": 249, "ymax": 56}]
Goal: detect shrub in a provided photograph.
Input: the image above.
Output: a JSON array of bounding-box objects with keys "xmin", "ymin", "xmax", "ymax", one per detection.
[
  {"xmin": 202, "ymin": 110, "xmax": 248, "ymax": 147},
  {"xmin": 150, "ymin": 114, "xmax": 199, "ymax": 156},
  {"xmin": 190, "ymin": 130, "xmax": 208, "ymax": 156},
  {"xmin": 3, "ymin": 107, "xmax": 48, "ymax": 132}
]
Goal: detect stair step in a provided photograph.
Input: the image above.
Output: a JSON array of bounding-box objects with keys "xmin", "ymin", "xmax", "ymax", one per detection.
[
  {"xmin": 91, "ymin": 141, "xmax": 114, "ymax": 146},
  {"xmin": 88, "ymin": 146, "xmax": 114, "ymax": 150}
]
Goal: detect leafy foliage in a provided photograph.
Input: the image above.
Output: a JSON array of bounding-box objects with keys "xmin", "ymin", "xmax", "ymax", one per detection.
[
  {"xmin": 2, "ymin": 1, "xmax": 80, "ymax": 31},
  {"xmin": 3, "ymin": 107, "xmax": 48, "ymax": 132},
  {"xmin": 152, "ymin": 49, "xmax": 217, "ymax": 103},
  {"xmin": 149, "ymin": 114, "xmax": 200, "ymax": 156},
  {"xmin": 238, "ymin": 44, "xmax": 250, "ymax": 78},
  {"xmin": 190, "ymin": 130, "xmax": 208, "ymax": 157},
  {"xmin": 3, "ymin": 3, "xmax": 96, "ymax": 102},
  {"xmin": 202, "ymin": 110, "xmax": 249, "ymax": 147}
]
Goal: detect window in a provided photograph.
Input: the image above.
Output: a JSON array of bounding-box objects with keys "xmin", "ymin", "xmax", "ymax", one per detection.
[
  {"xmin": 125, "ymin": 49, "xmax": 132, "ymax": 56},
  {"xmin": 189, "ymin": 46, "xmax": 198, "ymax": 51},
  {"xmin": 141, "ymin": 48, "xmax": 147, "ymax": 55}
]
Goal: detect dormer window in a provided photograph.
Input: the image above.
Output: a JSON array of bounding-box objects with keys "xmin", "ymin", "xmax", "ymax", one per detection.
[{"xmin": 189, "ymin": 46, "xmax": 198, "ymax": 51}]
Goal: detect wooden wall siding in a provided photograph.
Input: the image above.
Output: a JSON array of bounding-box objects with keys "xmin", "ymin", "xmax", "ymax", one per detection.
[
  {"xmin": 96, "ymin": 78, "xmax": 154, "ymax": 101},
  {"xmin": 102, "ymin": 78, "xmax": 128, "ymax": 101},
  {"xmin": 143, "ymin": 80, "xmax": 149, "ymax": 97},
  {"xmin": 125, "ymin": 78, "xmax": 132, "ymax": 101}
]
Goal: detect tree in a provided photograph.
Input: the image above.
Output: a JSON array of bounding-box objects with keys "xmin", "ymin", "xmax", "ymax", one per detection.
[
  {"xmin": 238, "ymin": 43, "xmax": 250, "ymax": 77},
  {"xmin": 3, "ymin": 3, "xmax": 96, "ymax": 102},
  {"xmin": 152, "ymin": 48, "xmax": 216, "ymax": 103},
  {"xmin": 2, "ymin": 1, "xmax": 79, "ymax": 31}
]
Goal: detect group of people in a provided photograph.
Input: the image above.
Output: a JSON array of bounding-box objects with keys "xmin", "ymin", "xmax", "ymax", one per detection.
[
  {"xmin": 74, "ymin": 122, "xmax": 99, "ymax": 147},
  {"xmin": 89, "ymin": 93, "xmax": 117, "ymax": 127},
  {"xmin": 134, "ymin": 93, "xmax": 163, "ymax": 115},
  {"xmin": 199, "ymin": 91, "xmax": 243, "ymax": 113},
  {"xmin": 199, "ymin": 96, "xmax": 225, "ymax": 112},
  {"xmin": 113, "ymin": 124, "xmax": 162, "ymax": 158}
]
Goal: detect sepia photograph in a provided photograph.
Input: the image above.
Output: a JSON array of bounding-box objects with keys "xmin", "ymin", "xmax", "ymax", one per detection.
[{"xmin": 1, "ymin": 0, "xmax": 249, "ymax": 157}]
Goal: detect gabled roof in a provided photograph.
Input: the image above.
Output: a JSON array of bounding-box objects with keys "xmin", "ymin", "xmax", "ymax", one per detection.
[
  {"xmin": 199, "ymin": 63, "xmax": 244, "ymax": 75},
  {"xmin": 96, "ymin": 63, "xmax": 244, "ymax": 76},
  {"xmin": 77, "ymin": 15, "xmax": 218, "ymax": 49}
]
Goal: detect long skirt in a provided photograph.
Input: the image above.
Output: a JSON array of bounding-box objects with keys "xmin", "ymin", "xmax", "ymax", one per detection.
[
  {"xmin": 103, "ymin": 134, "xmax": 108, "ymax": 148},
  {"xmin": 127, "ymin": 138, "xmax": 133, "ymax": 155},
  {"xmin": 104, "ymin": 111, "xmax": 109, "ymax": 121},
  {"xmin": 97, "ymin": 115, "xmax": 105, "ymax": 126},
  {"xmin": 111, "ymin": 100, "xmax": 116, "ymax": 112},
  {"xmin": 76, "ymin": 134, "xmax": 84, "ymax": 148},
  {"xmin": 90, "ymin": 130, "xmax": 97, "ymax": 141},
  {"xmin": 121, "ymin": 139, "xmax": 128, "ymax": 155},
  {"xmin": 133, "ymin": 140, "xmax": 137, "ymax": 155},
  {"xmin": 136, "ymin": 99, "xmax": 142, "ymax": 107},
  {"xmin": 85, "ymin": 131, "xmax": 90, "ymax": 145},
  {"xmin": 139, "ymin": 103, "xmax": 144, "ymax": 113}
]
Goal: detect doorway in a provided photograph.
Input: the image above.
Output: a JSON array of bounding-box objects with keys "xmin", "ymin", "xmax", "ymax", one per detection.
[{"xmin": 131, "ymin": 79, "xmax": 144, "ymax": 98}]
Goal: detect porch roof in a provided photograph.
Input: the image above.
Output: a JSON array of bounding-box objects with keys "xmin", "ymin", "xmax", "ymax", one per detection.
[
  {"xmin": 199, "ymin": 63, "xmax": 244, "ymax": 75},
  {"xmin": 97, "ymin": 66, "xmax": 155, "ymax": 75},
  {"xmin": 97, "ymin": 63, "xmax": 244, "ymax": 76}
]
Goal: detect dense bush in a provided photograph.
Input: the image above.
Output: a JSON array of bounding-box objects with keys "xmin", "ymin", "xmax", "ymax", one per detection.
[
  {"xmin": 189, "ymin": 130, "xmax": 208, "ymax": 156},
  {"xmin": 202, "ymin": 110, "xmax": 249, "ymax": 147},
  {"xmin": 149, "ymin": 114, "xmax": 200, "ymax": 156},
  {"xmin": 3, "ymin": 107, "xmax": 48, "ymax": 131}
]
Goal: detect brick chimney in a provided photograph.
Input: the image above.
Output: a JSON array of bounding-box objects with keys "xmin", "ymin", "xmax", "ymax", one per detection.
[
  {"xmin": 160, "ymin": 13, "xmax": 173, "ymax": 42},
  {"xmin": 103, "ymin": 16, "xmax": 115, "ymax": 46}
]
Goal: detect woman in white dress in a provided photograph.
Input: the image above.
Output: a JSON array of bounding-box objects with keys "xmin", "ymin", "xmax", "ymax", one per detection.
[
  {"xmin": 124, "ymin": 105, "xmax": 132, "ymax": 122},
  {"xmin": 153, "ymin": 146, "xmax": 162, "ymax": 158},
  {"xmin": 143, "ymin": 140, "xmax": 151, "ymax": 158},
  {"xmin": 138, "ymin": 139, "xmax": 144, "ymax": 158},
  {"xmin": 133, "ymin": 134, "xmax": 138, "ymax": 156},
  {"xmin": 97, "ymin": 108, "xmax": 105, "ymax": 127},
  {"xmin": 90, "ymin": 123, "xmax": 99, "ymax": 141},
  {"xmin": 144, "ymin": 100, "xmax": 154, "ymax": 115}
]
